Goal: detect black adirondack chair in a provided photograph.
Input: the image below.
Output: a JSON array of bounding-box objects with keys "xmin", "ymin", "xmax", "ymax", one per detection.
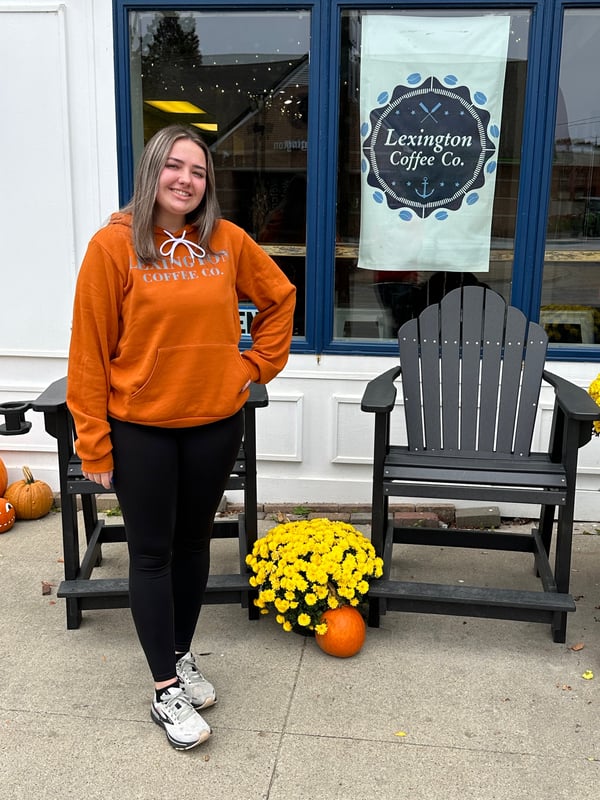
[
  {"xmin": 361, "ymin": 286, "xmax": 600, "ymax": 642},
  {"xmin": 0, "ymin": 377, "xmax": 267, "ymax": 630}
]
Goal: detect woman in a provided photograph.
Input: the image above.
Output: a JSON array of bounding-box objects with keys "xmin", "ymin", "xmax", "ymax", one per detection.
[{"xmin": 67, "ymin": 124, "xmax": 295, "ymax": 750}]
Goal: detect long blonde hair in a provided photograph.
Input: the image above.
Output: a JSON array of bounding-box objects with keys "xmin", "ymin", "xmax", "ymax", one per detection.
[{"xmin": 123, "ymin": 124, "xmax": 220, "ymax": 263}]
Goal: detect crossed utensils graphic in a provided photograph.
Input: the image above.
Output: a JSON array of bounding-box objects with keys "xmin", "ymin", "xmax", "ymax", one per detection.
[{"xmin": 419, "ymin": 101, "xmax": 442, "ymax": 122}]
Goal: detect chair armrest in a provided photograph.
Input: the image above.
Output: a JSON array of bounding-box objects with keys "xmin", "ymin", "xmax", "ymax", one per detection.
[
  {"xmin": 31, "ymin": 377, "xmax": 268, "ymax": 415},
  {"xmin": 31, "ymin": 376, "xmax": 67, "ymax": 413},
  {"xmin": 361, "ymin": 366, "xmax": 401, "ymax": 413},
  {"xmin": 542, "ymin": 371, "xmax": 600, "ymax": 421},
  {"xmin": 246, "ymin": 382, "xmax": 269, "ymax": 409}
]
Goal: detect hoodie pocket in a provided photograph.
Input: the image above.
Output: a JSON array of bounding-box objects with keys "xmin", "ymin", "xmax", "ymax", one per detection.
[{"xmin": 128, "ymin": 344, "xmax": 251, "ymax": 422}]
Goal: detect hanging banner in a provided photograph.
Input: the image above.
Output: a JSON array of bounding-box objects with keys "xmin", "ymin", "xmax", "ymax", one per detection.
[{"xmin": 358, "ymin": 15, "xmax": 510, "ymax": 272}]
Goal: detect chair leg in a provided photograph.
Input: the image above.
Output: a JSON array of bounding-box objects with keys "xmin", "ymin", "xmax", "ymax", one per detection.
[
  {"xmin": 368, "ymin": 411, "xmax": 389, "ymax": 628},
  {"xmin": 554, "ymin": 507, "xmax": 575, "ymax": 595},
  {"xmin": 238, "ymin": 513, "xmax": 259, "ymax": 620},
  {"xmin": 241, "ymin": 405, "xmax": 260, "ymax": 620},
  {"xmin": 538, "ymin": 503, "xmax": 555, "ymax": 557},
  {"xmin": 81, "ymin": 493, "xmax": 102, "ymax": 567},
  {"xmin": 368, "ymin": 597, "xmax": 381, "ymax": 628},
  {"xmin": 552, "ymin": 611, "xmax": 567, "ymax": 644},
  {"xmin": 65, "ymin": 598, "xmax": 82, "ymax": 630}
]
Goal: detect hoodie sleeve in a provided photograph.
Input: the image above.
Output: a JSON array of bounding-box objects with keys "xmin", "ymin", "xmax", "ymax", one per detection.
[
  {"xmin": 66, "ymin": 237, "xmax": 126, "ymax": 473},
  {"xmin": 234, "ymin": 231, "xmax": 296, "ymax": 384}
]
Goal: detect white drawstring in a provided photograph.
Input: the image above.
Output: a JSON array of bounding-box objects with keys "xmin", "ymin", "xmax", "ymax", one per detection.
[{"xmin": 159, "ymin": 229, "xmax": 206, "ymax": 262}]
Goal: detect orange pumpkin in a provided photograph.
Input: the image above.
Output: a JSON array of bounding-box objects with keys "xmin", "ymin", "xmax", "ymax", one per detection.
[
  {"xmin": 5, "ymin": 466, "xmax": 54, "ymax": 520},
  {"xmin": 0, "ymin": 498, "xmax": 16, "ymax": 533},
  {"xmin": 0, "ymin": 457, "xmax": 7, "ymax": 496},
  {"xmin": 315, "ymin": 605, "xmax": 366, "ymax": 658}
]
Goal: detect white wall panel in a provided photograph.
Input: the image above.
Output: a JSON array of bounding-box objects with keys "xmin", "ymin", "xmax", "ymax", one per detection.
[
  {"xmin": 256, "ymin": 393, "xmax": 303, "ymax": 461},
  {"xmin": 331, "ymin": 394, "xmax": 372, "ymax": 464},
  {"xmin": 0, "ymin": 5, "xmax": 74, "ymax": 356}
]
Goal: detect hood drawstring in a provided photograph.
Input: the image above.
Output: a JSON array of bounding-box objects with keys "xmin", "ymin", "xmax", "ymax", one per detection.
[{"xmin": 159, "ymin": 229, "xmax": 206, "ymax": 262}]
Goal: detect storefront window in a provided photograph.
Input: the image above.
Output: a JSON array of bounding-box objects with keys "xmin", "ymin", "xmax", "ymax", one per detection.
[
  {"xmin": 128, "ymin": 9, "xmax": 310, "ymax": 336},
  {"xmin": 541, "ymin": 9, "xmax": 600, "ymax": 347},
  {"xmin": 335, "ymin": 9, "xmax": 530, "ymax": 340}
]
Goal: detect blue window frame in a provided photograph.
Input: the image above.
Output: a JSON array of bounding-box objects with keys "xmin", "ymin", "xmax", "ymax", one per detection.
[{"xmin": 113, "ymin": 0, "xmax": 600, "ymax": 360}]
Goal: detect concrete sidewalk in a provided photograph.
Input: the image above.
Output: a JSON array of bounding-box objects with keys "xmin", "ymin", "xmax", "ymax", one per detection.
[{"xmin": 0, "ymin": 511, "xmax": 598, "ymax": 800}]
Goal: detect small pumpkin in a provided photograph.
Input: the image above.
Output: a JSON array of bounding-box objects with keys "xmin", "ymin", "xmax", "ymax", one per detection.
[
  {"xmin": 5, "ymin": 466, "xmax": 54, "ymax": 520},
  {"xmin": 0, "ymin": 498, "xmax": 16, "ymax": 533},
  {"xmin": 315, "ymin": 605, "xmax": 366, "ymax": 658},
  {"xmin": 0, "ymin": 457, "xmax": 7, "ymax": 496}
]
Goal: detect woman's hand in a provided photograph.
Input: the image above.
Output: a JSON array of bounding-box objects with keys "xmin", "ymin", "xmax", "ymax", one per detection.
[{"xmin": 83, "ymin": 470, "xmax": 114, "ymax": 490}]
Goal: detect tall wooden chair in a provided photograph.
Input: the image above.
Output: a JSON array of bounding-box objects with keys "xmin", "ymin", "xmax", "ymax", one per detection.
[
  {"xmin": 0, "ymin": 377, "xmax": 267, "ymax": 630},
  {"xmin": 361, "ymin": 286, "xmax": 600, "ymax": 642}
]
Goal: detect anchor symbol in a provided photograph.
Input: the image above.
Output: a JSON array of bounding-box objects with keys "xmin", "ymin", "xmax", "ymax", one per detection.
[
  {"xmin": 416, "ymin": 178, "xmax": 434, "ymax": 199},
  {"xmin": 419, "ymin": 101, "xmax": 442, "ymax": 123}
]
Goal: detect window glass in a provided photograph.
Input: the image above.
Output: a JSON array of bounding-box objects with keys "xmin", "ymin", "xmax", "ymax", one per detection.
[
  {"xmin": 128, "ymin": 9, "xmax": 310, "ymax": 336},
  {"xmin": 335, "ymin": 10, "xmax": 530, "ymax": 340},
  {"xmin": 541, "ymin": 9, "xmax": 600, "ymax": 346}
]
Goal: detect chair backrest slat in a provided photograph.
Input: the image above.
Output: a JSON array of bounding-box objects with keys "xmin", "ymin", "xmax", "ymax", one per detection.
[
  {"xmin": 397, "ymin": 286, "xmax": 548, "ymax": 456},
  {"xmin": 398, "ymin": 318, "xmax": 425, "ymax": 450},
  {"xmin": 513, "ymin": 321, "xmax": 547, "ymax": 455},
  {"xmin": 440, "ymin": 289, "xmax": 461, "ymax": 449},
  {"xmin": 477, "ymin": 290, "xmax": 505, "ymax": 450},
  {"xmin": 457, "ymin": 287, "xmax": 485, "ymax": 450},
  {"xmin": 420, "ymin": 303, "xmax": 443, "ymax": 450},
  {"xmin": 496, "ymin": 306, "xmax": 528, "ymax": 450}
]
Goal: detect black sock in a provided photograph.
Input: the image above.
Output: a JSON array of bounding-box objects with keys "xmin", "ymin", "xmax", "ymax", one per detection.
[{"xmin": 155, "ymin": 681, "xmax": 179, "ymax": 702}]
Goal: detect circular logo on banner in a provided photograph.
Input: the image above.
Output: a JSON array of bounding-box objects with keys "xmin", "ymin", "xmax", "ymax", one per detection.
[{"xmin": 362, "ymin": 75, "xmax": 499, "ymax": 220}]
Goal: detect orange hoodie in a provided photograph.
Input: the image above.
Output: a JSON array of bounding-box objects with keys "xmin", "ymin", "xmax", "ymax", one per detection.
[{"xmin": 67, "ymin": 213, "xmax": 296, "ymax": 473}]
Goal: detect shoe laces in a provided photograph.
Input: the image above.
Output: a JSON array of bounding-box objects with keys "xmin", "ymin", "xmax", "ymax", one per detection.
[
  {"xmin": 159, "ymin": 687, "xmax": 197, "ymax": 723},
  {"xmin": 177, "ymin": 654, "xmax": 205, "ymax": 685}
]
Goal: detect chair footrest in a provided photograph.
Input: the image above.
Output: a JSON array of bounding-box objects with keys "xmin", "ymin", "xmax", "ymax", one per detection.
[
  {"xmin": 58, "ymin": 578, "xmax": 129, "ymax": 598},
  {"xmin": 369, "ymin": 579, "xmax": 576, "ymax": 613},
  {"xmin": 58, "ymin": 573, "xmax": 252, "ymax": 600}
]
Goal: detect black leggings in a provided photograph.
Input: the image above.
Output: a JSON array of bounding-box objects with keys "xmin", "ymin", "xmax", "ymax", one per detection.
[{"xmin": 110, "ymin": 411, "xmax": 244, "ymax": 682}]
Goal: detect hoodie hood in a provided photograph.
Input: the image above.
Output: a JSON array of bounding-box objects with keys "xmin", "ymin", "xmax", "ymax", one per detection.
[{"xmin": 108, "ymin": 211, "xmax": 133, "ymax": 228}]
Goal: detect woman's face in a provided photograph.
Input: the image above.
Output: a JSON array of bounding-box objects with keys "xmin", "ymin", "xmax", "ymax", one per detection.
[{"xmin": 154, "ymin": 138, "xmax": 207, "ymax": 230}]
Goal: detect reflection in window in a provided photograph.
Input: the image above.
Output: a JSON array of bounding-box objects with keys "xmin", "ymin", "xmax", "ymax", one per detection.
[
  {"xmin": 128, "ymin": 9, "xmax": 310, "ymax": 336},
  {"xmin": 335, "ymin": 10, "xmax": 530, "ymax": 340},
  {"xmin": 541, "ymin": 10, "xmax": 600, "ymax": 346}
]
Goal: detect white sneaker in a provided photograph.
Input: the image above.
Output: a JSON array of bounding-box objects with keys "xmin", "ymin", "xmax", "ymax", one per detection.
[
  {"xmin": 176, "ymin": 651, "xmax": 217, "ymax": 710},
  {"xmin": 151, "ymin": 686, "xmax": 211, "ymax": 750}
]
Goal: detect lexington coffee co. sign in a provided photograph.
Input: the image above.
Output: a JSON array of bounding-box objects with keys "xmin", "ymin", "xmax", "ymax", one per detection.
[
  {"xmin": 357, "ymin": 15, "xmax": 510, "ymax": 272},
  {"xmin": 361, "ymin": 74, "xmax": 498, "ymax": 220}
]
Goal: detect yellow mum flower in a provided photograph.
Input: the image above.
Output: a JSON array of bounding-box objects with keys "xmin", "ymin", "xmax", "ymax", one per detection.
[
  {"xmin": 588, "ymin": 373, "xmax": 600, "ymax": 434},
  {"xmin": 247, "ymin": 519, "xmax": 382, "ymax": 631}
]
